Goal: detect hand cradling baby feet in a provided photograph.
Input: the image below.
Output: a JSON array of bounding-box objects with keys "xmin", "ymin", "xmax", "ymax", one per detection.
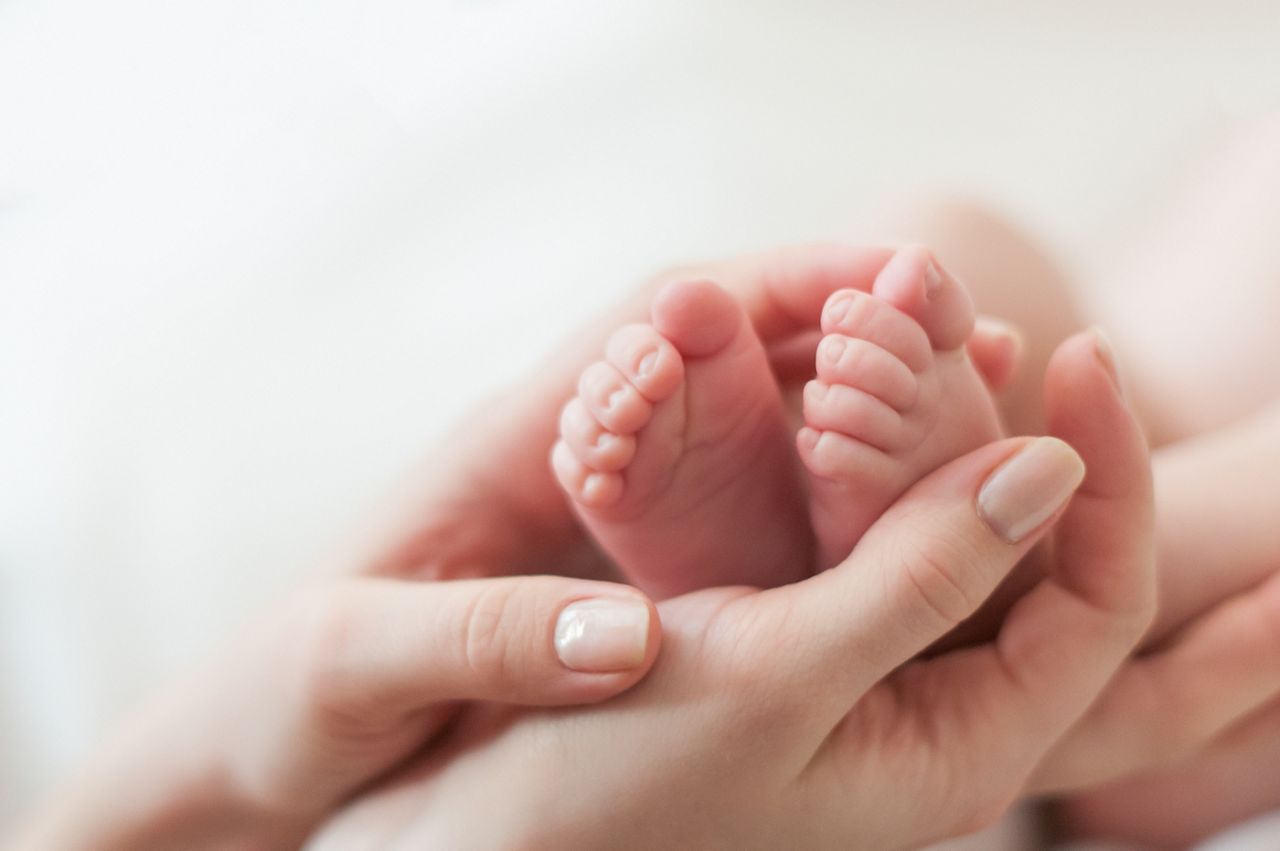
[{"xmin": 552, "ymin": 246, "xmax": 1005, "ymax": 598}]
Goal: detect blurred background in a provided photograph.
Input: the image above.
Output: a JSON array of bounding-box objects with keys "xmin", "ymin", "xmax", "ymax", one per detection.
[{"xmin": 2, "ymin": 0, "xmax": 1278, "ymax": 841}]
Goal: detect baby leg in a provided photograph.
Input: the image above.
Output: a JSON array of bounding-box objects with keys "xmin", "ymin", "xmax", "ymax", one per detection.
[{"xmin": 1084, "ymin": 115, "xmax": 1280, "ymax": 444}]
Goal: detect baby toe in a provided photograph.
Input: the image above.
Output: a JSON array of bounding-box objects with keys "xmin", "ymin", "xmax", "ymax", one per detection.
[
  {"xmin": 578, "ymin": 361, "xmax": 654, "ymax": 434},
  {"xmin": 650, "ymin": 279, "xmax": 744, "ymax": 359},
  {"xmin": 551, "ymin": 440, "xmax": 624, "ymax": 508},
  {"xmin": 796, "ymin": 426, "xmax": 897, "ymax": 485},
  {"xmin": 820, "ymin": 290, "xmax": 932, "ymax": 374},
  {"xmin": 605, "ymin": 324, "xmax": 684, "ymax": 402},
  {"xmin": 558, "ymin": 397, "xmax": 637, "ymax": 472},
  {"xmin": 815, "ymin": 334, "xmax": 919, "ymax": 411},
  {"xmin": 803, "ymin": 380, "xmax": 904, "ymax": 452},
  {"xmin": 871, "ymin": 245, "xmax": 976, "ymax": 352}
]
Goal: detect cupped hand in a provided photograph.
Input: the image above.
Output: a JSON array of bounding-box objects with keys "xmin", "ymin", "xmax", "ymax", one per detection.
[
  {"xmin": 17, "ymin": 244, "xmax": 1029, "ymax": 851},
  {"xmin": 360, "ymin": 244, "xmax": 1016, "ymax": 587},
  {"xmin": 13, "ymin": 244, "xmax": 979, "ymax": 851},
  {"xmin": 310, "ymin": 331, "xmax": 1155, "ymax": 849},
  {"xmin": 1032, "ymin": 570, "xmax": 1280, "ymax": 845}
]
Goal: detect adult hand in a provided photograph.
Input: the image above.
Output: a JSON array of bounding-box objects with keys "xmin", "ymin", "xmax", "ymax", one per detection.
[
  {"xmin": 9, "ymin": 244, "xmax": 945, "ymax": 850},
  {"xmin": 883, "ymin": 327, "xmax": 1280, "ymax": 846},
  {"xmin": 1029, "ymin": 401, "xmax": 1280, "ymax": 845},
  {"xmin": 1030, "ymin": 556, "xmax": 1280, "ymax": 845},
  {"xmin": 12, "ymin": 575, "xmax": 660, "ymax": 850},
  {"xmin": 310, "ymin": 330, "xmax": 1155, "ymax": 849},
  {"xmin": 1054, "ymin": 687, "xmax": 1280, "ymax": 845},
  {"xmin": 9, "ymin": 244, "xmax": 1024, "ymax": 850}
]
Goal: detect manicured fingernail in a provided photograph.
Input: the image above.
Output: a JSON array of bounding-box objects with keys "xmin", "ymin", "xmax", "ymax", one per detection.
[
  {"xmin": 1090, "ymin": 326, "xmax": 1123, "ymax": 392},
  {"xmin": 554, "ymin": 598, "xmax": 650, "ymax": 672},
  {"xmin": 978, "ymin": 437, "xmax": 1085, "ymax": 543}
]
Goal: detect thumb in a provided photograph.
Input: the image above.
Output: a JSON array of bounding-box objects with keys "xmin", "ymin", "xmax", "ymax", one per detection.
[
  {"xmin": 754, "ymin": 434, "xmax": 1084, "ymax": 712},
  {"xmin": 291, "ymin": 575, "xmax": 661, "ymax": 716}
]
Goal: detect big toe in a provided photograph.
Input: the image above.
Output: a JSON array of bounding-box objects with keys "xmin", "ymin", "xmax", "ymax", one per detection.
[
  {"xmin": 651, "ymin": 279, "xmax": 744, "ymax": 358},
  {"xmin": 872, "ymin": 245, "xmax": 976, "ymax": 352}
]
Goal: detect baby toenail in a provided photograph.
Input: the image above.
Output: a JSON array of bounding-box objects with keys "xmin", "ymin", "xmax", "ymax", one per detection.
[
  {"xmin": 823, "ymin": 336, "xmax": 847, "ymax": 363},
  {"xmin": 826, "ymin": 294, "xmax": 854, "ymax": 325},
  {"xmin": 606, "ymin": 387, "xmax": 628, "ymax": 410},
  {"xmin": 637, "ymin": 350, "xmax": 659, "ymax": 378},
  {"xmin": 924, "ymin": 262, "xmax": 943, "ymax": 298},
  {"xmin": 594, "ymin": 431, "xmax": 614, "ymax": 449}
]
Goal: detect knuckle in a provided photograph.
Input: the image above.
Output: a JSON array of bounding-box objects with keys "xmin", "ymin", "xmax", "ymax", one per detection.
[
  {"xmin": 458, "ymin": 583, "xmax": 532, "ymax": 688},
  {"xmin": 709, "ymin": 598, "xmax": 827, "ymax": 730},
  {"xmin": 894, "ymin": 529, "xmax": 985, "ymax": 629}
]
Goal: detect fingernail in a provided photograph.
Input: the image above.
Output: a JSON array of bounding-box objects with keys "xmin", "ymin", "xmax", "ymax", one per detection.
[
  {"xmin": 978, "ymin": 437, "xmax": 1085, "ymax": 543},
  {"xmin": 1090, "ymin": 326, "xmax": 1123, "ymax": 392},
  {"xmin": 554, "ymin": 598, "xmax": 650, "ymax": 672}
]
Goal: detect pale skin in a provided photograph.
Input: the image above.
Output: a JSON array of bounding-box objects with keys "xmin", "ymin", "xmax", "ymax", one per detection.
[
  {"xmin": 553, "ymin": 246, "xmax": 1002, "ymax": 598},
  {"xmin": 870, "ymin": 112, "xmax": 1280, "ymax": 844},
  {"xmin": 312, "ymin": 327, "xmax": 1156, "ymax": 850},
  {"xmin": 12, "ymin": 244, "xmax": 1014, "ymax": 849},
  {"xmin": 10, "ymin": 574, "xmax": 665, "ymax": 850},
  {"xmin": 317, "ymin": 318, "xmax": 1280, "ymax": 844},
  {"xmin": 551, "ymin": 174, "xmax": 1280, "ymax": 843},
  {"xmin": 874, "ymin": 114, "xmax": 1280, "ymax": 844},
  {"xmin": 15, "ymin": 243, "xmax": 1280, "ymax": 848}
]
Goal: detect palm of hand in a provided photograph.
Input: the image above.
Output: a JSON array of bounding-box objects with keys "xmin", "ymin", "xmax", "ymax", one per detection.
[{"xmin": 308, "ymin": 585, "xmax": 1024, "ymax": 850}]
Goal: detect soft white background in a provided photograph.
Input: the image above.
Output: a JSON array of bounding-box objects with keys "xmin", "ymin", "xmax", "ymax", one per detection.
[{"xmin": 2, "ymin": 0, "xmax": 1278, "ymax": 844}]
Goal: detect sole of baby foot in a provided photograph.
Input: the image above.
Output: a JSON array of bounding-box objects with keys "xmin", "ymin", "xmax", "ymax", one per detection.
[
  {"xmin": 799, "ymin": 246, "xmax": 1005, "ymax": 569},
  {"xmin": 553, "ymin": 279, "xmax": 812, "ymax": 599}
]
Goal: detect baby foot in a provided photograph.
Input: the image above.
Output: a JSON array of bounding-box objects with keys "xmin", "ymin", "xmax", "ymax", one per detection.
[
  {"xmin": 552, "ymin": 279, "xmax": 811, "ymax": 599},
  {"xmin": 799, "ymin": 247, "xmax": 1005, "ymax": 568}
]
